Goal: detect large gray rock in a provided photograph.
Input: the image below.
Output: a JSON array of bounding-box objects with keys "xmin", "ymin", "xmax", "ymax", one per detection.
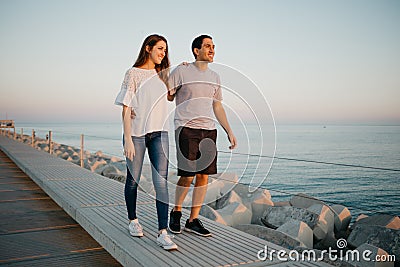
[
  {"xmin": 366, "ymin": 228, "xmax": 400, "ymax": 265},
  {"xmin": 231, "ymin": 185, "xmax": 273, "ymax": 219},
  {"xmin": 66, "ymin": 148, "xmax": 79, "ymax": 157},
  {"xmin": 356, "ymin": 214, "xmax": 369, "ymax": 222},
  {"xmin": 261, "ymin": 206, "xmax": 319, "ymax": 229},
  {"xmin": 307, "ymin": 204, "xmax": 335, "ymax": 241},
  {"xmin": 101, "ymin": 165, "xmax": 123, "ymax": 178},
  {"xmin": 203, "ymin": 180, "xmax": 224, "ymax": 206},
  {"xmin": 218, "ymin": 202, "xmax": 252, "ymax": 226},
  {"xmin": 353, "ymin": 215, "xmax": 400, "ymax": 230},
  {"xmin": 289, "ymin": 193, "xmax": 325, "ymax": 209},
  {"xmin": 95, "ymin": 150, "xmax": 104, "ymax": 157},
  {"xmin": 213, "ymin": 190, "xmax": 242, "ymax": 210},
  {"xmin": 276, "ymin": 219, "xmax": 313, "ymax": 248},
  {"xmin": 199, "ymin": 205, "xmax": 227, "ymax": 225},
  {"xmin": 60, "ymin": 151, "xmax": 70, "ymax": 160},
  {"xmin": 331, "ymin": 204, "xmax": 352, "ymax": 232},
  {"xmin": 109, "ymin": 161, "xmax": 127, "ymax": 173},
  {"xmin": 348, "ymin": 224, "xmax": 385, "ymax": 248},
  {"xmin": 234, "ymin": 224, "xmax": 304, "ymax": 250},
  {"xmin": 90, "ymin": 158, "xmax": 107, "ymax": 172},
  {"xmin": 348, "ymin": 224, "xmax": 400, "ymax": 262},
  {"xmin": 232, "ymin": 183, "xmax": 256, "ymax": 199},
  {"xmin": 274, "ymin": 201, "xmax": 290, "ymax": 207},
  {"xmin": 313, "ymin": 233, "xmax": 338, "ymax": 251},
  {"xmin": 38, "ymin": 143, "xmax": 49, "ymax": 151},
  {"xmin": 210, "ymin": 172, "xmax": 238, "ymax": 196},
  {"xmin": 110, "ymin": 156, "xmax": 122, "ymax": 163},
  {"xmin": 250, "ymin": 191, "xmax": 274, "ymax": 225}
]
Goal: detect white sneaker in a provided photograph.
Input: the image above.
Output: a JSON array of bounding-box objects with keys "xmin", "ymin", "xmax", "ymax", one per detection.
[
  {"xmin": 128, "ymin": 219, "xmax": 144, "ymax": 237},
  {"xmin": 157, "ymin": 230, "xmax": 178, "ymax": 251}
]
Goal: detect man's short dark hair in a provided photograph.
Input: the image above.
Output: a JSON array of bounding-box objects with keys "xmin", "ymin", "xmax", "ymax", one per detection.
[{"xmin": 192, "ymin": 34, "xmax": 212, "ymax": 59}]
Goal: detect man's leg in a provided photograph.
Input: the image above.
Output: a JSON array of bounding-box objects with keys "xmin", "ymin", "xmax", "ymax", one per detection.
[
  {"xmin": 169, "ymin": 175, "xmax": 193, "ymax": 234},
  {"xmin": 189, "ymin": 173, "xmax": 208, "ymax": 221},
  {"xmin": 174, "ymin": 176, "xmax": 194, "ymax": 212},
  {"xmin": 183, "ymin": 173, "xmax": 212, "ymax": 237}
]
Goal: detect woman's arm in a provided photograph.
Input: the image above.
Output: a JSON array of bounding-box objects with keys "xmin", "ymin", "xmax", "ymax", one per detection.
[{"xmin": 122, "ymin": 105, "xmax": 135, "ymax": 160}]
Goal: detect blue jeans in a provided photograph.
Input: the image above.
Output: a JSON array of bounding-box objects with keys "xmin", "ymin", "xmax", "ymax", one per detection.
[{"xmin": 124, "ymin": 131, "xmax": 169, "ymax": 230}]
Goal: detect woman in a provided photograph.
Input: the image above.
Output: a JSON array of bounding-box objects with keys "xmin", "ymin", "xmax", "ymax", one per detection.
[{"xmin": 114, "ymin": 34, "xmax": 177, "ymax": 251}]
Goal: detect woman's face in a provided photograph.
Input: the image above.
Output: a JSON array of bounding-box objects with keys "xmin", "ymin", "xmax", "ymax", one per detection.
[{"xmin": 148, "ymin": 40, "xmax": 167, "ymax": 65}]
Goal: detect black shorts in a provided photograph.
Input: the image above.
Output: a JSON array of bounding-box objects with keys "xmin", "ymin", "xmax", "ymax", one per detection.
[{"xmin": 175, "ymin": 127, "xmax": 217, "ymax": 177}]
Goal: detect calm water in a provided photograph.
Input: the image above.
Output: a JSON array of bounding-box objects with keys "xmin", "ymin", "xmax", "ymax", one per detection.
[{"xmin": 17, "ymin": 122, "xmax": 400, "ymax": 219}]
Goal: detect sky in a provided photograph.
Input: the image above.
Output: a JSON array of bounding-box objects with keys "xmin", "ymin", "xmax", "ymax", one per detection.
[{"xmin": 1, "ymin": 0, "xmax": 399, "ymax": 125}]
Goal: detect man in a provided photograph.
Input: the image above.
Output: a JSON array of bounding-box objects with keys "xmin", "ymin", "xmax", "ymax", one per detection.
[{"xmin": 167, "ymin": 35, "xmax": 237, "ymax": 236}]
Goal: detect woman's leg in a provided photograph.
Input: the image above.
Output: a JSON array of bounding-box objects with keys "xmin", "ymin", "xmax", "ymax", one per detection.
[
  {"xmin": 124, "ymin": 136, "xmax": 146, "ymax": 220},
  {"xmin": 147, "ymin": 131, "xmax": 169, "ymax": 231}
]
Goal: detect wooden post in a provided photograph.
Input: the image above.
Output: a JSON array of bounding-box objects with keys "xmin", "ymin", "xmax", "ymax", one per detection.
[
  {"xmin": 21, "ymin": 128, "xmax": 23, "ymax": 141},
  {"xmin": 48, "ymin": 131, "xmax": 53, "ymax": 154},
  {"xmin": 31, "ymin": 129, "xmax": 35, "ymax": 147},
  {"xmin": 80, "ymin": 134, "xmax": 84, "ymax": 167},
  {"xmin": 13, "ymin": 127, "xmax": 16, "ymax": 140}
]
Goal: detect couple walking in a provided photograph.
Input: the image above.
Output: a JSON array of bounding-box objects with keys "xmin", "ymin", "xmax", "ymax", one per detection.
[{"xmin": 114, "ymin": 34, "xmax": 237, "ymax": 251}]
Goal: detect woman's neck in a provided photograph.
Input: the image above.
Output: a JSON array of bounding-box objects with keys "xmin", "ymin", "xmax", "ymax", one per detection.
[{"xmin": 138, "ymin": 60, "xmax": 155, "ymax": 70}]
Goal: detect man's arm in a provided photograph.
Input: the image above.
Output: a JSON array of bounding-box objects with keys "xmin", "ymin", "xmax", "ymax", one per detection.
[
  {"xmin": 213, "ymin": 100, "xmax": 237, "ymax": 149},
  {"xmin": 167, "ymin": 66, "xmax": 183, "ymax": 101}
]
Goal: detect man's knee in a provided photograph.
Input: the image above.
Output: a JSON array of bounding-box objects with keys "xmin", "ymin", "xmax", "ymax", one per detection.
[
  {"xmin": 195, "ymin": 174, "xmax": 209, "ymax": 185},
  {"xmin": 177, "ymin": 176, "xmax": 194, "ymax": 187}
]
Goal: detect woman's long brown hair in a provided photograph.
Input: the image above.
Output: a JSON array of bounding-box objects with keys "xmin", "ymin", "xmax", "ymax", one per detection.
[{"xmin": 133, "ymin": 34, "xmax": 170, "ymax": 85}]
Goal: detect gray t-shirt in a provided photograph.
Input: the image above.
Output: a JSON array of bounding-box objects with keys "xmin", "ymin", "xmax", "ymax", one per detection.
[{"xmin": 168, "ymin": 63, "xmax": 222, "ymax": 130}]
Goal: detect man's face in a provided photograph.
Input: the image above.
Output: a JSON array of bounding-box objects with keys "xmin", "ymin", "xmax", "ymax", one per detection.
[{"xmin": 195, "ymin": 38, "xmax": 215, "ymax": 62}]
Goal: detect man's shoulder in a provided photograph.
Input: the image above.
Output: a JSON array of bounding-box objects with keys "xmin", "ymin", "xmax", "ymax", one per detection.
[
  {"xmin": 173, "ymin": 63, "xmax": 192, "ymax": 72},
  {"xmin": 170, "ymin": 64, "xmax": 188, "ymax": 78},
  {"xmin": 207, "ymin": 67, "xmax": 220, "ymax": 79}
]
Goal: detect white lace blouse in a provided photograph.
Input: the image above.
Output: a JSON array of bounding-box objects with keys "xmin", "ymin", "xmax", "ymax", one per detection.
[{"xmin": 115, "ymin": 67, "xmax": 169, "ymax": 137}]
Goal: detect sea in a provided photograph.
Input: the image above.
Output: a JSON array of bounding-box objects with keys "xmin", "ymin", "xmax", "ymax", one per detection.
[{"xmin": 15, "ymin": 122, "xmax": 400, "ymax": 220}]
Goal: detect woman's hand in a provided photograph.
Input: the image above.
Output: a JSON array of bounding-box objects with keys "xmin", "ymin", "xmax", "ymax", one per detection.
[
  {"xmin": 124, "ymin": 139, "xmax": 135, "ymax": 161},
  {"xmin": 130, "ymin": 108, "xmax": 136, "ymax": 119}
]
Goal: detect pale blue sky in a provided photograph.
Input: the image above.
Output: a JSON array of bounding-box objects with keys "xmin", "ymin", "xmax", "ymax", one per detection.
[{"xmin": 1, "ymin": 0, "xmax": 399, "ymax": 124}]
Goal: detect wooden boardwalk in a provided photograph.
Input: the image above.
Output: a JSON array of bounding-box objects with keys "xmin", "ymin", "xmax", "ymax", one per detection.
[
  {"xmin": 0, "ymin": 135, "xmax": 332, "ymax": 267},
  {"xmin": 0, "ymin": 149, "xmax": 121, "ymax": 266}
]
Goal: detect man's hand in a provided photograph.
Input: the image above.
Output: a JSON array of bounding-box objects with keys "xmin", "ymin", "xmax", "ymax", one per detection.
[{"xmin": 227, "ymin": 131, "xmax": 237, "ymax": 150}]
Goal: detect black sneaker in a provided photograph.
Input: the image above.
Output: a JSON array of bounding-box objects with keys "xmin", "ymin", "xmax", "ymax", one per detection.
[
  {"xmin": 184, "ymin": 218, "xmax": 212, "ymax": 237},
  {"xmin": 168, "ymin": 209, "xmax": 182, "ymax": 234}
]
